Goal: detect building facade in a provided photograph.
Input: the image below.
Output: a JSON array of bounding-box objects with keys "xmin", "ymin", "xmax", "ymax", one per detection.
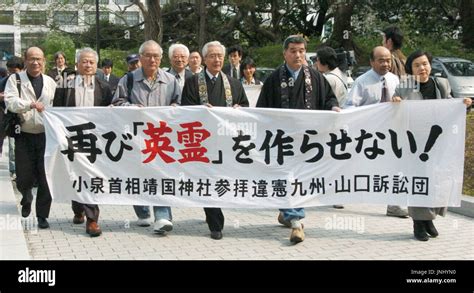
[{"xmin": 0, "ymin": 0, "xmax": 153, "ymax": 62}]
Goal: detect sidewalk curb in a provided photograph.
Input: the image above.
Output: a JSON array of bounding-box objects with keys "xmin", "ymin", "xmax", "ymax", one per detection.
[
  {"xmin": 449, "ymin": 195, "xmax": 474, "ymax": 218},
  {"xmin": 0, "ymin": 143, "xmax": 31, "ymax": 260}
]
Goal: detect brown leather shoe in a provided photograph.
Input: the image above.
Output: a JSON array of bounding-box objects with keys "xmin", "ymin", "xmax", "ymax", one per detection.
[
  {"xmin": 277, "ymin": 212, "xmax": 291, "ymax": 228},
  {"xmin": 290, "ymin": 227, "xmax": 305, "ymax": 244},
  {"xmin": 86, "ymin": 220, "xmax": 102, "ymax": 237},
  {"xmin": 73, "ymin": 213, "xmax": 85, "ymax": 224}
]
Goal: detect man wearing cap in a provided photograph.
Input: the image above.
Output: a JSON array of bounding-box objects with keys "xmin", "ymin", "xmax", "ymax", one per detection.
[
  {"xmin": 101, "ymin": 59, "xmax": 120, "ymax": 95},
  {"xmin": 126, "ymin": 54, "xmax": 141, "ymax": 72}
]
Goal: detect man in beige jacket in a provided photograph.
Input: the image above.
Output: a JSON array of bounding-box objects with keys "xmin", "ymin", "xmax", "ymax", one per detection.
[{"xmin": 4, "ymin": 47, "xmax": 57, "ymax": 229}]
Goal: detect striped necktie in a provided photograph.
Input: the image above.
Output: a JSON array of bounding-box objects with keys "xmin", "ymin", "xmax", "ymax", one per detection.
[{"xmin": 381, "ymin": 77, "xmax": 388, "ymax": 103}]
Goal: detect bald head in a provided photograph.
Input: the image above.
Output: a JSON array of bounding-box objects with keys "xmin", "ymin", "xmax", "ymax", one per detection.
[
  {"xmin": 24, "ymin": 46, "xmax": 45, "ymax": 77},
  {"xmin": 25, "ymin": 46, "xmax": 44, "ymax": 59},
  {"xmin": 370, "ymin": 46, "xmax": 391, "ymax": 76}
]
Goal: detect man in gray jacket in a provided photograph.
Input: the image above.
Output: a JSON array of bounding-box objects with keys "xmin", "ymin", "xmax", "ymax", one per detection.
[
  {"xmin": 4, "ymin": 47, "xmax": 57, "ymax": 229},
  {"xmin": 112, "ymin": 40, "xmax": 181, "ymax": 235}
]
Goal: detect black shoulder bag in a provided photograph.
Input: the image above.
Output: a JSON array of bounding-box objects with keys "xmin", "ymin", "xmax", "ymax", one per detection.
[{"xmin": 3, "ymin": 73, "xmax": 22, "ymax": 137}]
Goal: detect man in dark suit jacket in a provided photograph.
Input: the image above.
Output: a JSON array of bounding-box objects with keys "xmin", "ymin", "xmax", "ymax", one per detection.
[
  {"xmin": 182, "ymin": 41, "xmax": 248, "ymax": 240},
  {"xmin": 222, "ymin": 44, "xmax": 243, "ymax": 80},
  {"xmin": 53, "ymin": 48, "xmax": 113, "ymax": 237},
  {"xmin": 101, "ymin": 59, "xmax": 120, "ymax": 96}
]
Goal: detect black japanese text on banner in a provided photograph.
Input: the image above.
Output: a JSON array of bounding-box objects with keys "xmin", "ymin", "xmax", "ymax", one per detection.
[{"xmin": 43, "ymin": 100, "xmax": 466, "ymax": 208}]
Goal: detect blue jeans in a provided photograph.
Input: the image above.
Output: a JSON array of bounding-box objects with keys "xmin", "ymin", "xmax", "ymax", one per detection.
[
  {"xmin": 133, "ymin": 206, "xmax": 172, "ymax": 221},
  {"xmin": 280, "ymin": 208, "xmax": 305, "ymax": 222}
]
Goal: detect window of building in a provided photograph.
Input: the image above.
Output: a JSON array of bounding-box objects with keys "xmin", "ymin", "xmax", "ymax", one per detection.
[
  {"xmin": 83, "ymin": 0, "xmax": 109, "ymax": 4},
  {"xmin": 53, "ymin": 11, "xmax": 78, "ymax": 25},
  {"xmin": 84, "ymin": 11, "xmax": 109, "ymax": 25},
  {"xmin": 0, "ymin": 33, "xmax": 14, "ymax": 61},
  {"xmin": 0, "ymin": 11, "xmax": 14, "ymax": 25},
  {"xmin": 20, "ymin": 11, "xmax": 47, "ymax": 25},
  {"xmin": 21, "ymin": 33, "xmax": 46, "ymax": 51},
  {"xmin": 114, "ymin": 0, "xmax": 131, "ymax": 4},
  {"xmin": 19, "ymin": 0, "xmax": 47, "ymax": 4},
  {"xmin": 115, "ymin": 11, "xmax": 139, "ymax": 26}
]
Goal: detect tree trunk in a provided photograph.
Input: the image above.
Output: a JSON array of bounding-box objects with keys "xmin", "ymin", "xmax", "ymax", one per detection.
[
  {"xmin": 145, "ymin": 0, "xmax": 163, "ymax": 43},
  {"xmin": 328, "ymin": 0, "xmax": 355, "ymax": 50},
  {"xmin": 460, "ymin": 0, "xmax": 474, "ymax": 49},
  {"xmin": 270, "ymin": 0, "xmax": 282, "ymax": 41},
  {"xmin": 326, "ymin": 0, "xmax": 363, "ymax": 60},
  {"xmin": 198, "ymin": 0, "xmax": 207, "ymax": 49},
  {"xmin": 314, "ymin": 0, "xmax": 329, "ymax": 36}
]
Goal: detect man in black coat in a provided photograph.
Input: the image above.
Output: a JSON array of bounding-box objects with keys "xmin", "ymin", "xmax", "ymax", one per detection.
[
  {"xmin": 182, "ymin": 41, "xmax": 249, "ymax": 240},
  {"xmin": 257, "ymin": 35, "xmax": 340, "ymax": 244},
  {"xmin": 222, "ymin": 44, "xmax": 243, "ymax": 80},
  {"xmin": 53, "ymin": 48, "xmax": 113, "ymax": 237},
  {"xmin": 101, "ymin": 59, "xmax": 120, "ymax": 96}
]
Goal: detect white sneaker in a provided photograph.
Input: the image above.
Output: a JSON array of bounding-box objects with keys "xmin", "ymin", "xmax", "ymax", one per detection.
[
  {"xmin": 154, "ymin": 219, "xmax": 173, "ymax": 234},
  {"xmin": 136, "ymin": 218, "xmax": 152, "ymax": 227}
]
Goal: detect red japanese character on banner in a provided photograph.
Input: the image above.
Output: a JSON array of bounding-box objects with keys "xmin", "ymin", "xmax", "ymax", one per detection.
[
  {"xmin": 142, "ymin": 121, "xmax": 176, "ymax": 163},
  {"xmin": 177, "ymin": 121, "xmax": 211, "ymax": 163}
]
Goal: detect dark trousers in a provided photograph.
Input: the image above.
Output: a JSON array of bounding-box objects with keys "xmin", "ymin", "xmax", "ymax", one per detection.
[
  {"xmin": 15, "ymin": 132, "xmax": 51, "ymax": 218},
  {"xmin": 204, "ymin": 208, "xmax": 224, "ymax": 232},
  {"xmin": 71, "ymin": 201, "xmax": 100, "ymax": 222}
]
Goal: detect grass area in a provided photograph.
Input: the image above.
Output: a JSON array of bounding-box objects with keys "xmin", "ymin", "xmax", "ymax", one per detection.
[{"xmin": 464, "ymin": 111, "xmax": 474, "ymax": 196}]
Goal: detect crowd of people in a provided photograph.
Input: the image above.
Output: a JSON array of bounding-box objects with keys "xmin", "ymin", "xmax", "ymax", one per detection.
[{"xmin": 0, "ymin": 26, "xmax": 471, "ymax": 244}]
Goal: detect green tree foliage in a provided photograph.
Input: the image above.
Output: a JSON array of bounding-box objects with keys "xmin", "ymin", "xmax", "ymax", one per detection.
[
  {"xmin": 40, "ymin": 32, "xmax": 76, "ymax": 71},
  {"xmin": 76, "ymin": 20, "xmax": 143, "ymax": 51},
  {"xmin": 464, "ymin": 112, "xmax": 474, "ymax": 196},
  {"xmin": 100, "ymin": 49, "xmax": 129, "ymax": 77}
]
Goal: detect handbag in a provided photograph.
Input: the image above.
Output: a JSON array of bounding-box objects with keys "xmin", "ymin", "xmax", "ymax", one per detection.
[
  {"xmin": 3, "ymin": 73, "xmax": 22, "ymax": 138},
  {"xmin": 4, "ymin": 110, "xmax": 21, "ymax": 137}
]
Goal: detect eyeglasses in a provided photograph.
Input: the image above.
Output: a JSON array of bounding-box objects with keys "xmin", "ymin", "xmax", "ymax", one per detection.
[
  {"xmin": 141, "ymin": 54, "xmax": 161, "ymax": 60},
  {"xmin": 206, "ymin": 54, "xmax": 224, "ymax": 60},
  {"xmin": 27, "ymin": 57, "xmax": 43, "ymax": 63},
  {"xmin": 173, "ymin": 55, "xmax": 188, "ymax": 60}
]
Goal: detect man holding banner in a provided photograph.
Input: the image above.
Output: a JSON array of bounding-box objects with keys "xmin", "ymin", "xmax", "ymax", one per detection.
[
  {"xmin": 181, "ymin": 40, "xmax": 249, "ymax": 240},
  {"xmin": 256, "ymin": 35, "xmax": 340, "ymax": 244},
  {"xmin": 345, "ymin": 46, "xmax": 409, "ymax": 219},
  {"xmin": 4, "ymin": 47, "xmax": 57, "ymax": 229},
  {"xmin": 53, "ymin": 47, "xmax": 113, "ymax": 237},
  {"xmin": 112, "ymin": 40, "xmax": 181, "ymax": 235}
]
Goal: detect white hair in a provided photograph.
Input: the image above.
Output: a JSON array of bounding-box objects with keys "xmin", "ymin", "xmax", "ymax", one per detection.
[
  {"xmin": 202, "ymin": 41, "xmax": 226, "ymax": 58},
  {"xmin": 138, "ymin": 40, "xmax": 163, "ymax": 56},
  {"xmin": 168, "ymin": 44, "xmax": 190, "ymax": 60},
  {"xmin": 76, "ymin": 47, "xmax": 98, "ymax": 63}
]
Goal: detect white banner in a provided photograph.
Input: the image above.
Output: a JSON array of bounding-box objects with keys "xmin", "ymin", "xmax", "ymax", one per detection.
[{"xmin": 43, "ymin": 99, "xmax": 466, "ymax": 208}]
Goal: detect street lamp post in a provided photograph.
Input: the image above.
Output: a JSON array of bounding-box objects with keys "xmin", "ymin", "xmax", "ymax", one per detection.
[{"xmin": 96, "ymin": 0, "xmax": 100, "ymax": 62}]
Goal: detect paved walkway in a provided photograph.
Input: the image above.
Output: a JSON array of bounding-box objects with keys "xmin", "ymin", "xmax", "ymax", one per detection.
[{"xmin": 1, "ymin": 139, "xmax": 474, "ymax": 260}]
